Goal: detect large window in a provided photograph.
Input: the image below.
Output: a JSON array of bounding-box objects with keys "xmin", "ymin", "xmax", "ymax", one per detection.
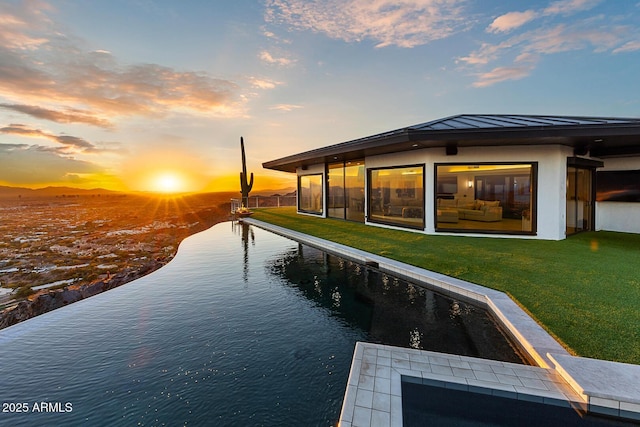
[
  {"xmin": 328, "ymin": 160, "xmax": 365, "ymax": 221},
  {"xmin": 368, "ymin": 165, "xmax": 424, "ymax": 229},
  {"xmin": 435, "ymin": 163, "xmax": 536, "ymax": 234},
  {"xmin": 298, "ymin": 174, "xmax": 323, "ymax": 214},
  {"xmin": 596, "ymin": 170, "xmax": 640, "ymax": 202}
]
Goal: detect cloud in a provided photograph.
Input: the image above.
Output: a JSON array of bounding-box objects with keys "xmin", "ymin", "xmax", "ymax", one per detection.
[
  {"xmin": 486, "ymin": 0, "xmax": 602, "ymax": 34},
  {"xmin": 0, "ymin": 1, "xmax": 51, "ymax": 51},
  {"xmin": 259, "ymin": 50, "xmax": 296, "ymax": 66},
  {"xmin": 458, "ymin": 41, "xmax": 509, "ymax": 65},
  {"xmin": 0, "ymin": 143, "xmax": 106, "ymax": 186},
  {"xmin": 613, "ymin": 40, "xmax": 640, "ymax": 53},
  {"xmin": 269, "ymin": 104, "xmax": 303, "ymax": 111},
  {"xmin": 0, "ymin": 2, "xmax": 244, "ymax": 121},
  {"xmin": 472, "ymin": 56, "xmax": 537, "ymax": 87},
  {"xmin": 248, "ymin": 77, "xmax": 283, "ymax": 89},
  {"xmin": 487, "ymin": 10, "xmax": 538, "ymax": 33},
  {"xmin": 0, "ymin": 104, "xmax": 114, "ymax": 128},
  {"xmin": 264, "ymin": 0, "xmax": 469, "ymax": 48},
  {"xmin": 0, "ymin": 123, "xmax": 99, "ymax": 153},
  {"xmin": 463, "ymin": 1, "xmax": 639, "ymax": 87},
  {"xmin": 543, "ymin": 0, "xmax": 602, "ymax": 16}
]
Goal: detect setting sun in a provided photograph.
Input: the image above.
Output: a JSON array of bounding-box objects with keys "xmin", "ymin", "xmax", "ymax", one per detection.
[{"xmin": 152, "ymin": 172, "xmax": 186, "ymax": 194}]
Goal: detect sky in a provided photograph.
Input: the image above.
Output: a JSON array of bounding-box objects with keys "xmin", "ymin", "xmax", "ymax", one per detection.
[{"xmin": 0, "ymin": 0, "xmax": 639, "ymax": 193}]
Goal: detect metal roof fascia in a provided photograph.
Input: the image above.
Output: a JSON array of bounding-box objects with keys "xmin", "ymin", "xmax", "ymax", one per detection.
[
  {"xmin": 408, "ymin": 121, "xmax": 640, "ymax": 141},
  {"xmin": 262, "ymin": 130, "xmax": 411, "ymax": 172}
]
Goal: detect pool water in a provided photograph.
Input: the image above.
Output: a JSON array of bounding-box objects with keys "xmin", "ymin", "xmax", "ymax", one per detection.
[
  {"xmin": 0, "ymin": 222, "xmax": 524, "ymax": 426},
  {"xmin": 402, "ymin": 382, "xmax": 637, "ymax": 426}
]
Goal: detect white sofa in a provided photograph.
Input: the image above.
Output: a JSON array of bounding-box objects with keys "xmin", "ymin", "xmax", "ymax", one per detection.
[{"xmin": 437, "ymin": 198, "xmax": 503, "ymax": 222}]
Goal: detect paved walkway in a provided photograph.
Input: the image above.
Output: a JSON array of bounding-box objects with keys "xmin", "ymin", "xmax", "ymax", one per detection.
[{"xmin": 242, "ymin": 218, "xmax": 640, "ymax": 425}]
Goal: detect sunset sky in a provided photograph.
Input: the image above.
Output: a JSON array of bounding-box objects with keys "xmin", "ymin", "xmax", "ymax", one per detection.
[{"xmin": 1, "ymin": 0, "xmax": 639, "ymax": 193}]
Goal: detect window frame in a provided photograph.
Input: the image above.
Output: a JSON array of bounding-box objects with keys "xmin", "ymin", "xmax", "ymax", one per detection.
[
  {"xmin": 367, "ymin": 164, "xmax": 425, "ymax": 230},
  {"xmin": 434, "ymin": 162, "xmax": 537, "ymax": 235},
  {"xmin": 298, "ymin": 173, "xmax": 324, "ymax": 215}
]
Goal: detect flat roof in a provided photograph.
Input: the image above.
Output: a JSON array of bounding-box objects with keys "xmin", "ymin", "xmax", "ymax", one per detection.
[{"xmin": 263, "ymin": 114, "xmax": 640, "ymax": 172}]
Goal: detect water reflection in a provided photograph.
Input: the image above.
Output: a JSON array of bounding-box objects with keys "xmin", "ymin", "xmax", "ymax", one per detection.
[
  {"xmin": 233, "ymin": 220, "xmax": 255, "ymax": 283},
  {"xmin": 266, "ymin": 240, "xmax": 526, "ymax": 364}
]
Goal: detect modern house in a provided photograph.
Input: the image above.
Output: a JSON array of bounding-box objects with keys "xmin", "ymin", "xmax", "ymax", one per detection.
[{"xmin": 263, "ymin": 114, "xmax": 640, "ymax": 240}]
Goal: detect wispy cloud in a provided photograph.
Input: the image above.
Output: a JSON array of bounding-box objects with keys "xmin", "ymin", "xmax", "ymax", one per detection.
[
  {"xmin": 248, "ymin": 77, "xmax": 283, "ymax": 90},
  {"xmin": 472, "ymin": 55, "xmax": 537, "ymax": 87},
  {"xmin": 0, "ymin": 104, "xmax": 114, "ymax": 128},
  {"xmin": 0, "ymin": 143, "xmax": 107, "ymax": 186},
  {"xmin": 259, "ymin": 50, "xmax": 296, "ymax": 66},
  {"xmin": 0, "ymin": 1, "xmax": 244, "ymax": 122},
  {"xmin": 0, "ymin": 123, "xmax": 100, "ymax": 153},
  {"xmin": 264, "ymin": 0, "xmax": 469, "ymax": 48},
  {"xmin": 269, "ymin": 104, "xmax": 303, "ymax": 112},
  {"xmin": 462, "ymin": 0, "xmax": 639, "ymax": 86},
  {"xmin": 487, "ymin": 0, "xmax": 602, "ymax": 34},
  {"xmin": 613, "ymin": 40, "xmax": 640, "ymax": 53},
  {"xmin": 543, "ymin": 0, "xmax": 601, "ymax": 16}
]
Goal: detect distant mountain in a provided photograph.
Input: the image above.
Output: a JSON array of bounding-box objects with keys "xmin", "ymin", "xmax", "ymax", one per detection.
[
  {"xmin": 0, "ymin": 185, "xmax": 297, "ymax": 199},
  {"xmin": 0, "ymin": 185, "xmax": 119, "ymax": 198},
  {"xmin": 251, "ymin": 187, "xmax": 296, "ymax": 197}
]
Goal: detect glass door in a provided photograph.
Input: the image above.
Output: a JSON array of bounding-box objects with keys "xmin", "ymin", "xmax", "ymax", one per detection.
[{"xmin": 566, "ymin": 166, "xmax": 593, "ymax": 235}]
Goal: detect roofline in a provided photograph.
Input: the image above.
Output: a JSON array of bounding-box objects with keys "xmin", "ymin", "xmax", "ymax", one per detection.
[{"xmin": 263, "ymin": 114, "xmax": 640, "ymax": 173}]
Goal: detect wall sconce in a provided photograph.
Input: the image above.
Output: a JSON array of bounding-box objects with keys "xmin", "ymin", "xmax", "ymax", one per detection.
[{"xmin": 467, "ymin": 180, "xmax": 473, "ymax": 188}]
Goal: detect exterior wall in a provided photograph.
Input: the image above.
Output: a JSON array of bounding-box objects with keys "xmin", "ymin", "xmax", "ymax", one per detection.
[
  {"xmin": 595, "ymin": 156, "xmax": 640, "ymax": 233},
  {"xmin": 366, "ymin": 144, "xmax": 569, "ymax": 240},
  {"xmin": 294, "ymin": 147, "xmax": 640, "ymax": 239},
  {"xmin": 296, "ymin": 164, "xmax": 326, "ymax": 217}
]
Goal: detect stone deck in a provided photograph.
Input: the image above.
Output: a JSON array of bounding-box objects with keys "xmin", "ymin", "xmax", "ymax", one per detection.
[{"xmin": 339, "ymin": 342, "xmax": 584, "ymax": 427}]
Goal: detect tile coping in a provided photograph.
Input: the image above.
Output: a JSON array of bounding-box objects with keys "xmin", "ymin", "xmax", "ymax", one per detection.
[{"xmin": 241, "ymin": 218, "xmax": 640, "ymax": 424}]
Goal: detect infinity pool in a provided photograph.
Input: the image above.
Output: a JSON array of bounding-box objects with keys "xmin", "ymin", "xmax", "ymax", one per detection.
[{"xmin": 0, "ymin": 222, "xmax": 524, "ymax": 426}]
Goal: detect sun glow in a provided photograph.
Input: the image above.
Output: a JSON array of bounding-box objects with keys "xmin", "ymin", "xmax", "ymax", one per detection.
[{"xmin": 152, "ymin": 172, "xmax": 186, "ymax": 194}]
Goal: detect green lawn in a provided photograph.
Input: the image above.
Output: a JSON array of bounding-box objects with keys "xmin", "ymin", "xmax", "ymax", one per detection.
[{"xmin": 251, "ymin": 207, "xmax": 640, "ymax": 365}]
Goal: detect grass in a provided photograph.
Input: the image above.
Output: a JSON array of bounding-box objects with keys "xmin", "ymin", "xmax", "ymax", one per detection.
[{"xmin": 251, "ymin": 207, "xmax": 640, "ymax": 365}]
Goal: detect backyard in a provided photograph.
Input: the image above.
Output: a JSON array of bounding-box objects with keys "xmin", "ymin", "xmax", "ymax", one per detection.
[{"xmin": 251, "ymin": 207, "xmax": 640, "ymax": 365}]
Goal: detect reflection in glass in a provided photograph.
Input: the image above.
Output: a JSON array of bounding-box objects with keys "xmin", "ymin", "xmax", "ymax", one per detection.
[
  {"xmin": 298, "ymin": 174, "xmax": 323, "ymax": 214},
  {"xmin": 567, "ymin": 167, "xmax": 593, "ymax": 235},
  {"xmin": 436, "ymin": 163, "xmax": 535, "ymax": 234},
  {"xmin": 327, "ymin": 163, "xmax": 345, "ymax": 218},
  {"xmin": 327, "ymin": 160, "xmax": 365, "ymax": 221},
  {"xmin": 368, "ymin": 165, "xmax": 425, "ymax": 229}
]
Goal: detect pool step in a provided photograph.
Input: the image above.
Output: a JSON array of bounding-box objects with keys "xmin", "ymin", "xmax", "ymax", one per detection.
[{"xmin": 339, "ymin": 342, "xmax": 585, "ymax": 427}]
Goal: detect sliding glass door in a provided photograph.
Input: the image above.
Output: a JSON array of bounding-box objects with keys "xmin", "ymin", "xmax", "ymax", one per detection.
[
  {"xmin": 327, "ymin": 160, "xmax": 365, "ymax": 222},
  {"xmin": 566, "ymin": 166, "xmax": 593, "ymax": 235}
]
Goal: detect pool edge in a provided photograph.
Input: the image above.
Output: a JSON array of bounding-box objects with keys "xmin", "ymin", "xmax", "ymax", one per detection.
[{"xmin": 241, "ymin": 218, "xmax": 640, "ymax": 425}]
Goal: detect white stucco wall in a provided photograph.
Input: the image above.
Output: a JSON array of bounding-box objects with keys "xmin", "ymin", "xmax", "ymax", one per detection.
[{"xmin": 595, "ymin": 157, "xmax": 640, "ymax": 233}]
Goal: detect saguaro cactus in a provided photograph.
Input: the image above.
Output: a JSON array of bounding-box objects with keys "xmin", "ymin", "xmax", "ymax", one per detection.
[{"xmin": 239, "ymin": 136, "xmax": 254, "ymax": 208}]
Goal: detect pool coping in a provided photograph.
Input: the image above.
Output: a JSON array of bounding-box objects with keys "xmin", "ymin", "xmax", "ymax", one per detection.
[{"xmin": 241, "ymin": 218, "xmax": 640, "ymax": 425}]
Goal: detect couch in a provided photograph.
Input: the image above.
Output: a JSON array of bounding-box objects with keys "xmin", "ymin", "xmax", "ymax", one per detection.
[
  {"xmin": 437, "ymin": 198, "xmax": 503, "ymax": 222},
  {"xmin": 385, "ymin": 201, "xmax": 423, "ymax": 218}
]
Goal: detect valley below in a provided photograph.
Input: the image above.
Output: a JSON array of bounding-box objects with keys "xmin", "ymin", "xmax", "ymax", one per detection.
[{"xmin": 0, "ymin": 190, "xmax": 237, "ymax": 328}]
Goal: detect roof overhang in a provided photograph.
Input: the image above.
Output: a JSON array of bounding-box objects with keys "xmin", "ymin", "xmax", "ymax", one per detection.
[{"xmin": 263, "ymin": 114, "xmax": 640, "ymax": 173}]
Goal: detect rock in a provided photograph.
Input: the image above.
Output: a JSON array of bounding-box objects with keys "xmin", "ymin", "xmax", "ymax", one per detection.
[{"xmin": 0, "ymin": 259, "xmax": 164, "ymax": 330}]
